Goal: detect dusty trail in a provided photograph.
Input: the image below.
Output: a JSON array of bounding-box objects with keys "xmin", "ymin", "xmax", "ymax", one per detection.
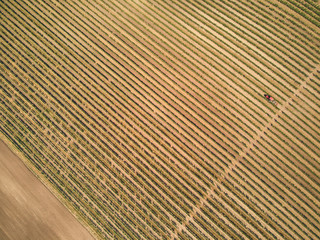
[{"xmin": 169, "ymin": 64, "xmax": 320, "ymax": 239}]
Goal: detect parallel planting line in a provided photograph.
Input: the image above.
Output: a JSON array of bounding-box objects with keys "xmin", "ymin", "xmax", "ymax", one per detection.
[{"xmin": 170, "ymin": 64, "xmax": 320, "ymax": 239}]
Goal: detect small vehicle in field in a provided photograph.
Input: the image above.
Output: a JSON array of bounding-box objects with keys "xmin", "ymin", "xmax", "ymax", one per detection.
[{"xmin": 264, "ymin": 94, "xmax": 278, "ymax": 106}]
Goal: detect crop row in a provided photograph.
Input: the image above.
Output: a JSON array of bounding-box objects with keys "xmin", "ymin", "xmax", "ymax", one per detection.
[{"xmin": 1, "ymin": 0, "xmax": 320, "ymax": 239}]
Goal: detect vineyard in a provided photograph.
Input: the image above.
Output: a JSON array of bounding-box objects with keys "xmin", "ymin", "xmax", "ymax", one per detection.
[{"xmin": 1, "ymin": 0, "xmax": 320, "ymax": 239}]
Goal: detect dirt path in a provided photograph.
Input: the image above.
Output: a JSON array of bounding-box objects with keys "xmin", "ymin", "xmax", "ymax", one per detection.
[
  {"xmin": 0, "ymin": 139, "xmax": 95, "ymax": 240},
  {"xmin": 169, "ymin": 64, "xmax": 320, "ymax": 239}
]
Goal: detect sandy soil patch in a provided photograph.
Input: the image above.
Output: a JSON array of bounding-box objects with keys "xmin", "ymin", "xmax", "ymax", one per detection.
[{"xmin": 0, "ymin": 140, "xmax": 95, "ymax": 240}]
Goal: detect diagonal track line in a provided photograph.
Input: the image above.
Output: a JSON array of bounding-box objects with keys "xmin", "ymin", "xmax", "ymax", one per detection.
[{"xmin": 169, "ymin": 64, "xmax": 320, "ymax": 239}]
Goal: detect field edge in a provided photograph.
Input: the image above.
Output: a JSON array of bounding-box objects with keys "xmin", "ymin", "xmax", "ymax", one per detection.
[{"xmin": 0, "ymin": 133, "xmax": 100, "ymax": 240}]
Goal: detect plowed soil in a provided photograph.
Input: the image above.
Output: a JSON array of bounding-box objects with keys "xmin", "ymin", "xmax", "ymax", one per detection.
[{"xmin": 0, "ymin": 140, "xmax": 95, "ymax": 240}]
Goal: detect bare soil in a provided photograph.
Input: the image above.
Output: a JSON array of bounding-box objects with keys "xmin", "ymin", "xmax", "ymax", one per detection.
[{"xmin": 0, "ymin": 140, "xmax": 95, "ymax": 240}]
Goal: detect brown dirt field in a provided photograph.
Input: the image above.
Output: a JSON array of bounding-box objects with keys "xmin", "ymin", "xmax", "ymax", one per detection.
[{"xmin": 0, "ymin": 140, "xmax": 95, "ymax": 240}]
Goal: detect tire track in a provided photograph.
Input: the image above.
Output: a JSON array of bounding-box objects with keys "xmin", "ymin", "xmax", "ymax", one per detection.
[{"xmin": 169, "ymin": 63, "xmax": 320, "ymax": 239}]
